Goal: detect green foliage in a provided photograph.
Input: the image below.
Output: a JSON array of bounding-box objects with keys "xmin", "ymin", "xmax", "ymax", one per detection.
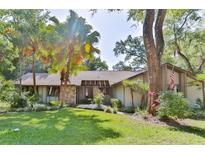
[
  {"xmin": 79, "ymin": 98, "xmax": 92, "ymax": 104},
  {"xmin": 195, "ymin": 98, "xmax": 204, "ymax": 109},
  {"xmin": 84, "ymin": 57, "xmax": 108, "ymax": 71},
  {"xmin": 123, "ymin": 80, "xmax": 149, "ymax": 93},
  {"xmin": 104, "ymin": 106, "xmax": 117, "ymax": 114},
  {"xmin": 33, "ymin": 104, "xmax": 47, "ymax": 112},
  {"xmin": 11, "ymin": 91, "xmax": 28, "ymax": 108},
  {"xmin": 0, "ymin": 75, "xmax": 30, "ymax": 108},
  {"xmin": 50, "ymin": 100, "xmax": 60, "ymax": 106},
  {"xmin": 0, "ymin": 101, "xmax": 11, "ymax": 112},
  {"xmin": 127, "ymin": 9, "xmax": 145, "ymax": 22},
  {"xmin": 112, "ymin": 61, "xmax": 133, "ymax": 71},
  {"xmin": 158, "ymin": 91, "xmax": 190, "ymax": 118},
  {"xmin": 135, "ymin": 107, "xmax": 148, "ymax": 116},
  {"xmin": 121, "ymin": 106, "xmax": 135, "ymax": 113},
  {"xmin": 92, "ymin": 91, "xmax": 104, "ymax": 106},
  {"xmin": 113, "ymin": 35, "xmax": 146, "ymax": 70},
  {"xmin": 111, "ymin": 98, "xmax": 122, "ymax": 109},
  {"xmin": 163, "ymin": 10, "xmax": 205, "ymax": 74},
  {"xmin": 123, "ymin": 80, "xmax": 137, "ymax": 90},
  {"xmin": 28, "ymin": 93, "xmax": 40, "ymax": 107},
  {"xmin": 45, "ymin": 10, "xmax": 101, "ymax": 79},
  {"xmin": 0, "ymin": 76, "xmax": 16, "ymax": 102},
  {"xmin": 196, "ymin": 72, "xmax": 205, "ymax": 81},
  {"xmin": 112, "ymin": 107, "xmax": 118, "ymax": 114}
]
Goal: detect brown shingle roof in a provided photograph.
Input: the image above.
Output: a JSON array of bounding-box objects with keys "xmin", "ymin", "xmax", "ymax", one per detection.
[{"xmin": 15, "ymin": 71, "xmax": 143, "ymax": 86}]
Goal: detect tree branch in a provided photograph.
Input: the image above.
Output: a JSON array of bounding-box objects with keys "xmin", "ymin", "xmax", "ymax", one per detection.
[
  {"xmin": 154, "ymin": 9, "xmax": 167, "ymax": 60},
  {"xmin": 177, "ymin": 10, "xmax": 195, "ymax": 34},
  {"xmin": 174, "ymin": 30, "xmax": 194, "ymax": 73},
  {"xmin": 143, "ymin": 9, "xmax": 156, "ymax": 55},
  {"xmin": 199, "ymin": 59, "xmax": 205, "ymax": 71}
]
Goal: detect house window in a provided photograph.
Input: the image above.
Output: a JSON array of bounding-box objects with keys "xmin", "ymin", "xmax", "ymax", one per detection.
[
  {"xmin": 47, "ymin": 86, "xmax": 60, "ymax": 96},
  {"xmin": 99, "ymin": 87, "xmax": 110, "ymax": 95}
]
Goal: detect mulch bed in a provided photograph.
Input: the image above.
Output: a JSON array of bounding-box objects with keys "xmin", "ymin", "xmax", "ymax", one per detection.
[
  {"xmin": 77, "ymin": 104, "xmax": 108, "ymax": 111},
  {"xmin": 130, "ymin": 113, "xmax": 188, "ymax": 127}
]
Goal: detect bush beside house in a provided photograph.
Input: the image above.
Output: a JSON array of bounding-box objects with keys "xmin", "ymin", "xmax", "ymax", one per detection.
[{"xmin": 158, "ymin": 91, "xmax": 191, "ymax": 118}]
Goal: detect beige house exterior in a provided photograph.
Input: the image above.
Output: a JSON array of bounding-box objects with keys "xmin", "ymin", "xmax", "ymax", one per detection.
[
  {"xmin": 112, "ymin": 63, "xmax": 204, "ymax": 107},
  {"xmin": 15, "ymin": 63, "xmax": 204, "ymax": 107}
]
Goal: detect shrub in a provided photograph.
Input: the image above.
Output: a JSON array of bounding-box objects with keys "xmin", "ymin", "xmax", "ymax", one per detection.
[
  {"xmin": 135, "ymin": 107, "xmax": 148, "ymax": 116},
  {"xmin": 111, "ymin": 98, "xmax": 122, "ymax": 109},
  {"xmin": 121, "ymin": 106, "xmax": 135, "ymax": 113},
  {"xmin": 112, "ymin": 107, "xmax": 118, "ymax": 114},
  {"xmin": 104, "ymin": 106, "xmax": 113, "ymax": 113},
  {"xmin": 50, "ymin": 100, "xmax": 60, "ymax": 106},
  {"xmin": 11, "ymin": 108, "xmax": 24, "ymax": 112},
  {"xmin": 78, "ymin": 98, "xmax": 92, "ymax": 104},
  {"xmin": 103, "ymin": 95, "xmax": 111, "ymax": 105},
  {"xmin": 33, "ymin": 104, "xmax": 47, "ymax": 112},
  {"xmin": 92, "ymin": 91, "xmax": 104, "ymax": 106},
  {"xmin": 0, "ymin": 101, "xmax": 11, "ymax": 112},
  {"xmin": 195, "ymin": 98, "xmax": 204, "ymax": 109},
  {"xmin": 0, "ymin": 76, "xmax": 16, "ymax": 103},
  {"xmin": 28, "ymin": 93, "xmax": 40, "ymax": 107},
  {"xmin": 158, "ymin": 91, "xmax": 190, "ymax": 118},
  {"xmin": 23, "ymin": 107, "xmax": 33, "ymax": 112},
  {"xmin": 11, "ymin": 91, "xmax": 28, "ymax": 108}
]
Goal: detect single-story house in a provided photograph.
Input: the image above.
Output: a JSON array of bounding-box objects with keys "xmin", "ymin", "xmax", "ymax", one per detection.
[{"xmin": 15, "ymin": 63, "xmax": 204, "ymax": 107}]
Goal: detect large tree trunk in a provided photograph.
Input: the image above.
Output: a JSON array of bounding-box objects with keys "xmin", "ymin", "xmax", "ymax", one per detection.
[
  {"xmin": 143, "ymin": 9, "xmax": 166, "ymax": 115},
  {"xmin": 202, "ymin": 81, "xmax": 205, "ymax": 109},
  {"xmin": 140, "ymin": 94, "xmax": 145, "ymax": 109},
  {"xmin": 32, "ymin": 52, "xmax": 37, "ymax": 94},
  {"xmin": 60, "ymin": 70, "xmax": 66, "ymax": 107}
]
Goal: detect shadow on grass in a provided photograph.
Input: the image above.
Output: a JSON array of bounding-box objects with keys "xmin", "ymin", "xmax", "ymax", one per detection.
[
  {"xmin": 160, "ymin": 117, "xmax": 205, "ymax": 139},
  {"xmin": 0, "ymin": 108, "xmax": 121, "ymax": 144}
]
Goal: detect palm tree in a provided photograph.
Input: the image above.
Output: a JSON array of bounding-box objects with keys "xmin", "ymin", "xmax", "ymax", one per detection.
[
  {"xmin": 123, "ymin": 80, "xmax": 137, "ymax": 109},
  {"xmin": 41, "ymin": 10, "xmax": 100, "ymax": 106},
  {"xmin": 10, "ymin": 10, "xmax": 50, "ymax": 94},
  {"xmin": 123, "ymin": 80, "xmax": 149, "ymax": 109}
]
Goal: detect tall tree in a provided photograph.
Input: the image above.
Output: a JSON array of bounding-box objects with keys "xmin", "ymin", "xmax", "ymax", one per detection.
[
  {"xmin": 129, "ymin": 10, "xmax": 167, "ymax": 115},
  {"xmin": 84, "ymin": 57, "xmax": 108, "ymax": 71},
  {"xmin": 113, "ymin": 35, "xmax": 146, "ymax": 70},
  {"xmin": 112, "ymin": 61, "xmax": 133, "ymax": 71},
  {"xmin": 41, "ymin": 10, "xmax": 101, "ymax": 106},
  {"xmin": 0, "ymin": 10, "xmax": 18, "ymax": 78},
  {"xmin": 8, "ymin": 10, "xmax": 50, "ymax": 94},
  {"xmin": 163, "ymin": 10, "xmax": 205, "ymax": 74}
]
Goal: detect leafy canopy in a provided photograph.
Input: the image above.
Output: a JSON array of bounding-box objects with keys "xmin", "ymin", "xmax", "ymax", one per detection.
[
  {"xmin": 113, "ymin": 35, "xmax": 146, "ymax": 70},
  {"xmin": 40, "ymin": 10, "xmax": 101, "ymax": 78}
]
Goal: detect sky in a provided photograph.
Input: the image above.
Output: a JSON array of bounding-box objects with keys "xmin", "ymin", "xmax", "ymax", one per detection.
[{"xmin": 49, "ymin": 9, "xmax": 142, "ymax": 69}]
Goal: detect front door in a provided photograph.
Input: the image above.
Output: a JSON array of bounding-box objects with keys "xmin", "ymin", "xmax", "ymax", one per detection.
[{"xmin": 85, "ymin": 87, "xmax": 93, "ymax": 98}]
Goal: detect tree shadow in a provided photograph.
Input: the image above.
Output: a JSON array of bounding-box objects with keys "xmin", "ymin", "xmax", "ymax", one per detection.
[
  {"xmin": 0, "ymin": 108, "xmax": 121, "ymax": 144},
  {"xmin": 160, "ymin": 117, "xmax": 205, "ymax": 139}
]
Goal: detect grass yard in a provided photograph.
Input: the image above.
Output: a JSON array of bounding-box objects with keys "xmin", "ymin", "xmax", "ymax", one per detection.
[{"xmin": 1, "ymin": 108, "xmax": 205, "ymax": 144}]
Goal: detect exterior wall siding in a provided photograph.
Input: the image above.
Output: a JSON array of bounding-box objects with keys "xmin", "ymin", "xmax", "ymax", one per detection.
[
  {"xmin": 187, "ymin": 77, "xmax": 203, "ymax": 103},
  {"xmin": 112, "ymin": 84, "xmax": 124, "ymax": 106},
  {"xmin": 112, "ymin": 74, "xmax": 145, "ymax": 107},
  {"xmin": 63, "ymin": 86, "xmax": 77, "ymax": 105},
  {"xmin": 37, "ymin": 86, "xmax": 47, "ymax": 103}
]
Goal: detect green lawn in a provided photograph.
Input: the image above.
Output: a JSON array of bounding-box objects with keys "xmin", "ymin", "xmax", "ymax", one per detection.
[{"xmin": 1, "ymin": 108, "xmax": 205, "ymax": 144}]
